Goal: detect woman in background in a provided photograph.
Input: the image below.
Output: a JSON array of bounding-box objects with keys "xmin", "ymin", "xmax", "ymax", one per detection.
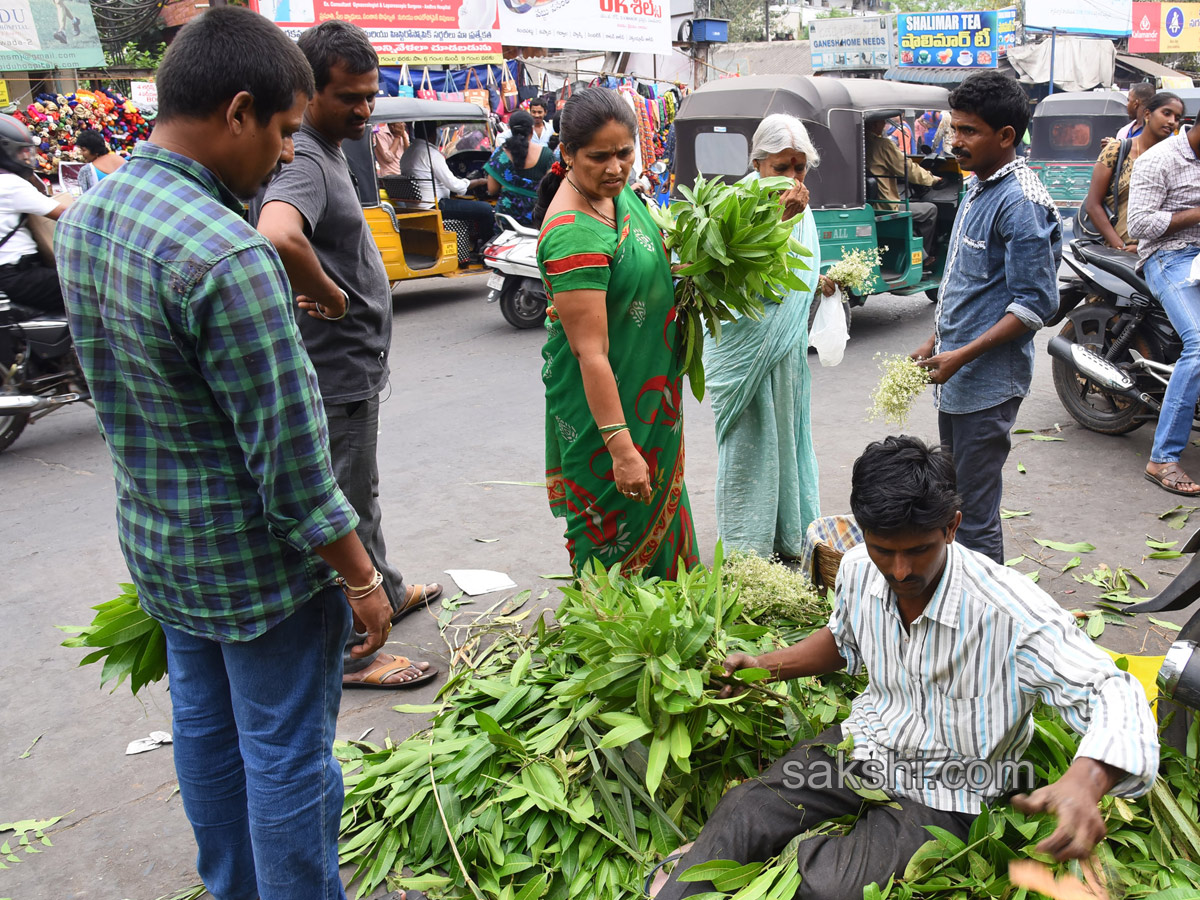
[
  {"xmin": 705, "ymin": 114, "xmax": 828, "ymax": 559},
  {"xmin": 75, "ymin": 130, "xmax": 123, "ymax": 192},
  {"xmin": 485, "ymin": 110, "xmax": 552, "ymax": 227}
]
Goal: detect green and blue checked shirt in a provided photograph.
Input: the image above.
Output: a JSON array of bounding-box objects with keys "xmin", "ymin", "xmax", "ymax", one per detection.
[{"xmin": 55, "ymin": 142, "xmax": 358, "ymax": 642}]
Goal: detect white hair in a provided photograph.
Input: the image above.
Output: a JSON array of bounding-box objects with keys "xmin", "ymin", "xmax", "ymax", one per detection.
[{"xmin": 750, "ymin": 113, "xmax": 821, "ymax": 169}]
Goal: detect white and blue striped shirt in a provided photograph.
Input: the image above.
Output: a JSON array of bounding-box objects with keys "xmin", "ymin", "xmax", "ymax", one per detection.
[{"xmin": 829, "ymin": 542, "xmax": 1159, "ymax": 814}]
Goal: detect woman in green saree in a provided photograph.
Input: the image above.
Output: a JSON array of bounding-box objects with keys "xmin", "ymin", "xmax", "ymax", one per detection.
[
  {"xmin": 704, "ymin": 114, "xmax": 832, "ymax": 559},
  {"xmin": 534, "ymin": 87, "xmax": 697, "ymax": 578}
]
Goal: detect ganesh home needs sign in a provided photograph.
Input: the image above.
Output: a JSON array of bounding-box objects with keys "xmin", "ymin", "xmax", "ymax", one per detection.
[
  {"xmin": 810, "ymin": 15, "xmax": 895, "ymax": 72},
  {"xmin": 897, "ymin": 10, "xmax": 999, "ymax": 68}
]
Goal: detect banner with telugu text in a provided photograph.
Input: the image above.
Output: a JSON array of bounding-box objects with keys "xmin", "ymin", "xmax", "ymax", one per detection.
[
  {"xmin": 250, "ymin": 0, "xmax": 502, "ymax": 66},
  {"xmin": 497, "ymin": 0, "xmax": 671, "ymax": 56}
]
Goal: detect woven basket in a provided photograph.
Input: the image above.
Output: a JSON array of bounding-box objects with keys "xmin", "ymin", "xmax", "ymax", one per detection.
[{"xmin": 812, "ymin": 542, "xmax": 844, "ymax": 591}]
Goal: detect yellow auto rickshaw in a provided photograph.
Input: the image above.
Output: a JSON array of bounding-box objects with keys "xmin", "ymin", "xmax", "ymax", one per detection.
[{"xmin": 343, "ymin": 96, "xmax": 496, "ymax": 285}]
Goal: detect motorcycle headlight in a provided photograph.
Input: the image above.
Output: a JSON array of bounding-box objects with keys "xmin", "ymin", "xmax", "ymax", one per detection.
[{"xmin": 1159, "ymin": 640, "xmax": 1200, "ymax": 710}]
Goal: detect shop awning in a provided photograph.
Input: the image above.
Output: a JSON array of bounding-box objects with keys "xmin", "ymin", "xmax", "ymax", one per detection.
[
  {"xmin": 883, "ymin": 61, "xmax": 1016, "ymax": 87},
  {"xmin": 1116, "ymin": 53, "xmax": 1193, "ymax": 86}
]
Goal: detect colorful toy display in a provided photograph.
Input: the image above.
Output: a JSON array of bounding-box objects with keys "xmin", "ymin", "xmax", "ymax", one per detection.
[{"xmin": 14, "ymin": 88, "xmax": 153, "ymax": 175}]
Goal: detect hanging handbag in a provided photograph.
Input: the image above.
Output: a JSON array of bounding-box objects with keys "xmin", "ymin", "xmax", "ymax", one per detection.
[
  {"xmin": 439, "ymin": 68, "xmax": 464, "ymax": 103},
  {"xmin": 416, "ymin": 67, "xmax": 437, "ymax": 100},
  {"xmin": 501, "ymin": 63, "xmax": 519, "ymax": 113},
  {"xmin": 395, "ymin": 63, "xmax": 414, "ymax": 99},
  {"xmin": 485, "ymin": 64, "xmax": 503, "ymax": 114},
  {"xmin": 463, "ymin": 68, "xmax": 489, "ymax": 111},
  {"xmin": 1074, "ymin": 138, "xmax": 1132, "ymax": 242}
]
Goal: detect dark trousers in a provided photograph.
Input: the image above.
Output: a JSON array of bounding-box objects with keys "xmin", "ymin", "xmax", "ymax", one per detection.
[
  {"xmin": 0, "ymin": 254, "xmax": 63, "ymax": 315},
  {"xmin": 657, "ymin": 727, "xmax": 975, "ymax": 900},
  {"xmin": 910, "ymin": 201, "xmax": 938, "ymax": 264},
  {"xmin": 439, "ymin": 197, "xmax": 495, "ymax": 242},
  {"xmin": 938, "ymin": 396, "xmax": 1022, "ymax": 564},
  {"xmin": 325, "ymin": 394, "xmax": 409, "ymax": 673}
]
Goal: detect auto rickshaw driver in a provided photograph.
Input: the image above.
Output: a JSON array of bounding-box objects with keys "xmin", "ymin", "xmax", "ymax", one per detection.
[{"xmin": 865, "ymin": 115, "xmax": 942, "ymax": 272}]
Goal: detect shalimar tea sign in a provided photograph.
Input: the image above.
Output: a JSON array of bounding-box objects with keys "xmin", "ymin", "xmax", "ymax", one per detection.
[{"xmin": 897, "ymin": 9, "xmax": 998, "ymax": 68}]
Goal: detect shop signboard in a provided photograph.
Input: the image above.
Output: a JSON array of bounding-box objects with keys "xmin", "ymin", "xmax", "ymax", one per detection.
[
  {"xmin": 0, "ymin": 0, "xmax": 104, "ymax": 71},
  {"xmin": 810, "ymin": 15, "xmax": 895, "ymax": 71},
  {"xmin": 810, "ymin": 15, "xmax": 894, "ymax": 71},
  {"xmin": 1130, "ymin": 2, "xmax": 1200, "ymax": 52},
  {"xmin": 497, "ymin": 0, "xmax": 672, "ymax": 55},
  {"xmin": 1025, "ymin": 0, "xmax": 1132, "ymax": 36},
  {"xmin": 997, "ymin": 6, "xmax": 1017, "ymax": 54},
  {"xmin": 897, "ymin": 10, "xmax": 999, "ymax": 68},
  {"xmin": 251, "ymin": 0, "xmax": 503, "ymax": 65}
]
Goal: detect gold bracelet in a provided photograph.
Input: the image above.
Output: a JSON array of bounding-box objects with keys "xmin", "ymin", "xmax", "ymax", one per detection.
[
  {"xmin": 597, "ymin": 422, "xmax": 629, "ymax": 434},
  {"xmin": 602, "ymin": 426, "xmax": 630, "ymax": 446},
  {"xmin": 337, "ymin": 568, "xmax": 382, "ymax": 598}
]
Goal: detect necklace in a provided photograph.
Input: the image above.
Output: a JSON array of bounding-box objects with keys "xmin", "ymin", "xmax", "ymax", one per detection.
[{"xmin": 565, "ymin": 176, "xmax": 616, "ymax": 226}]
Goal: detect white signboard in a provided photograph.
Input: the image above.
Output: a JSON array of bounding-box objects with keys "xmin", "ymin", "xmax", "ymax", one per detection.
[
  {"xmin": 810, "ymin": 15, "xmax": 895, "ymax": 70},
  {"xmin": 131, "ymin": 81, "xmax": 158, "ymax": 108},
  {"xmin": 498, "ymin": 0, "xmax": 672, "ymax": 56},
  {"xmin": 1025, "ymin": 0, "xmax": 1132, "ymax": 36}
]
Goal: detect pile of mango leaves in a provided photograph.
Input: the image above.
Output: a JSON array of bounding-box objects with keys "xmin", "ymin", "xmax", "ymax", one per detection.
[
  {"xmin": 336, "ymin": 549, "xmax": 858, "ymax": 899},
  {"xmin": 335, "ymin": 550, "xmax": 1200, "ymax": 900}
]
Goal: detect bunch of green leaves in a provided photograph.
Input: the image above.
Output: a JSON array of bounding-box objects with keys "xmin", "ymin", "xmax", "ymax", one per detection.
[
  {"xmin": 649, "ymin": 175, "xmax": 811, "ymax": 401},
  {"xmin": 57, "ymin": 583, "xmax": 166, "ymax": 696},
  {"xmin": 335, "ymin": 548, "xmax": 859, "ymax": 900}
]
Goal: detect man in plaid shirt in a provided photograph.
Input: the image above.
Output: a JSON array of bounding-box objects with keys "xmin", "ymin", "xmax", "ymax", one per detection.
[
  {"xmin": 1129, "ymin": 117, "xmax": 1200, "ymax": 497},
  {"xmin": 54, "ymin": 9, "xmax": 391, "ymax": 898}
]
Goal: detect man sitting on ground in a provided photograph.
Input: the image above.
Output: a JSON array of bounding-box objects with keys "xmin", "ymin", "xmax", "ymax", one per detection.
[{"xmin": 657, "ymin": 435, "xmax": 1158, "ymax": 900}]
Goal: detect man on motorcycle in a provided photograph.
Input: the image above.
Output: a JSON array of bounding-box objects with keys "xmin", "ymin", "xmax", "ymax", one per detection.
[
  {"xmin": 1128, "ymin": 115, "xmax": 1200, "ymax": 495},
  {"xmin": 911, "ymin": 71, "xmax": 1062, "ymax": 564},
  {"xmin": 0, "ymin": 114, "xmax": 65, "ymax": 314}
]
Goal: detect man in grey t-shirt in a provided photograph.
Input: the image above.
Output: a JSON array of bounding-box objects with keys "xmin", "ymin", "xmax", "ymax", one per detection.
[{"xmin": 257, "ymin": 20, "xmax": 441, "ymax": 689}]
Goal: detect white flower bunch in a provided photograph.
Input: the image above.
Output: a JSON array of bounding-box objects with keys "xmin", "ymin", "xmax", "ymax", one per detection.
[
  {"xmin": 825, "ymin": 247, "xmax": 883, "ymax": 296},
  {"xmin": 867, "ymin": 353, "xmax": 931, "ymax": 427}
]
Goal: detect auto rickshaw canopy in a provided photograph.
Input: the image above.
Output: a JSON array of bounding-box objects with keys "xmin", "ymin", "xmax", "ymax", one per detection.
[{"xmin": 673, "ymin": 75, "xmax": 951, "ymax": 209}]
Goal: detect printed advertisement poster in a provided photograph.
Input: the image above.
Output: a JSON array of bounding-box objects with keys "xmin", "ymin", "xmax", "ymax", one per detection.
[
  {"xmin": 1025, "ymin": 0, "xmax": 1132, "ymax": 36},
  {"xmin": 997, "ymin": 6, "xmax": 1017, "ymax": 54},
  {"xmin": 897, "ymin": 10, "xmax": 998, "ymax": 68},
  {"xmin": 1130, "ymin": 1, "xmax": 1200, "ymax": 52},
  {"xmin": 251, "ymin": 0, "xmax": 503, "ymax": 66},
  {"xmin": 497, "ymin": 0, "xmax": 672, "ymax": 56},
  {"xmin": 0, "ymin": 0, "xmax": 103, "ymax": 71},
  {"xmin": 810, "ymin": 15, "xmax": 894, "ymax": 71}
]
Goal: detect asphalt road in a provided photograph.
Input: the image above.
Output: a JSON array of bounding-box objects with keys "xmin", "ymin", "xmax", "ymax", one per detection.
[{"xmin": 1, "ymin": 275, "xmax": 1193, "ymax": 899}]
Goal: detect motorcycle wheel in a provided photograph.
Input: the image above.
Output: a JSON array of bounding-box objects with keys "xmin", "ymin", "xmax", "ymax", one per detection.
[
  {"xmin": 1051, "ymin": 317, "xmax": 1156, "ymax": 435},
  {"xmin": 0, "ymin": 411, "xmax": 29, "ymax": 452},
  {"xmin": 500, "ymin": 279, "xmax": 547, "ymax": 330}
]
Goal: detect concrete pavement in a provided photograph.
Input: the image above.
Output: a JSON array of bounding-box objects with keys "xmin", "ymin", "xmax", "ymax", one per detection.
[{"xmin": 0, "ymin": 275, "xmax": 1190, "ymax": 898}]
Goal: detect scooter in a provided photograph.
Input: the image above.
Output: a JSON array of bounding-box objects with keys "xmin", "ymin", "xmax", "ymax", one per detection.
[
  {"xmin": 0, "ymin": 292, "xmax": 89, "ymax": 452},
  {"xmin": 483, "ymin": 214, "xmax": 548, "ymax": 330},
  {"xmin": 1045, "ymin": 238, "xmax": 1185, "ymax": 436}
]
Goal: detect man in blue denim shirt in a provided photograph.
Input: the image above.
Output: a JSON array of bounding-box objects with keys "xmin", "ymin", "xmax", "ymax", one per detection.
[{"xmin": 913, "ymin": 72, "xmax": 1061, "ymax": 563}]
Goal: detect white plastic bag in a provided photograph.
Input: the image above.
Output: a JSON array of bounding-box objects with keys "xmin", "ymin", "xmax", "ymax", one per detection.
[{"xmin": 809, "ymin": 287, "xmax": 849, "ymax": 367}]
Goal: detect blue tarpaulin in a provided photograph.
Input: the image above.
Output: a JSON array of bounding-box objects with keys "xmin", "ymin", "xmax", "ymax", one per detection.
[{"xmin": 378, "ymin": 62, "xmax": 521, "ymax": 97}]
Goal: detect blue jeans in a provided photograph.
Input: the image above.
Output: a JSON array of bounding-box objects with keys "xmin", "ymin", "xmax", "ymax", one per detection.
[
  {"xmin": 161, "ymin": 586, "xmax": 351, "ymax": 900},
  {"xmin": 1147, "ymin": 247, "xmax": 1200, "ymax": 464}
]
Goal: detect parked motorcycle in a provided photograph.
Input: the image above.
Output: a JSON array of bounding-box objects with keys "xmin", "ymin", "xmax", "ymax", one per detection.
[
  {"xmin": 1128, "ymin": 535, "xmax": 1200, "ymax": 751},
  {"xmin": 0, "ymin": 292, "xmax": 88, "ymax": 451},
  {"xmin": 483, "ymin": 214, "xmax": 548, "ymax": 330},
  {"xmin": 1046, "ymin": 238, "xmax": 1183, "ymax": 435}
]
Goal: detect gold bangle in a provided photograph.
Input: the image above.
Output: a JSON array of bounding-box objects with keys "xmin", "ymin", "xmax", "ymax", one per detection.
[
  {"xmin": 597, "ymin": 422, "xmax": 629, "ymax": 434},
  {"xmin": 602, "ymin": 426, "xmax": 630, "ymax": 447},
  {"xmin": 338, "ymin": 568, "xmax": 382, "ymax": 598}
]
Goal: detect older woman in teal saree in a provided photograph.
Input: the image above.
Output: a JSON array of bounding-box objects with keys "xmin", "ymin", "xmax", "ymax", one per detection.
[{"xmin": 705, "ymin": 114, "xmax": 828, "ymax": 559}]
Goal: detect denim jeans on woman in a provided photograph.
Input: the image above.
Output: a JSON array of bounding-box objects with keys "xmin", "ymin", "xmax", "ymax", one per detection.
[
  {"xmin": 161, "ymin": 585, "xmax": 351, "ymax": 900},
  {"xmin": 1146, "ymin": 246, "xmax": 1200, "ymax": 464}
]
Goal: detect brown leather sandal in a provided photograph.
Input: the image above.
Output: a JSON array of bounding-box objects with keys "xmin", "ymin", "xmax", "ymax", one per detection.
[{"xmin": 1145, "ymin": 462, "xmax": 1200, "ymax": 496}]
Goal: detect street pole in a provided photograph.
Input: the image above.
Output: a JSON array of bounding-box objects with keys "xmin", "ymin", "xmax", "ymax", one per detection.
[
  {"xmin": 765, "ymin": 0, "xmax": 771, "ymax": 40},
  {"xmin": 1048, "ymin": 27, "xmax": 1057, "ymax": 95}
]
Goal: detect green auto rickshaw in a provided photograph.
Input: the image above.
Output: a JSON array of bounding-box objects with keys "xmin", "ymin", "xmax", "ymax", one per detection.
[{"xmin": 672, "ymin": 75, "xmax": 964, "ymax": 315}]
